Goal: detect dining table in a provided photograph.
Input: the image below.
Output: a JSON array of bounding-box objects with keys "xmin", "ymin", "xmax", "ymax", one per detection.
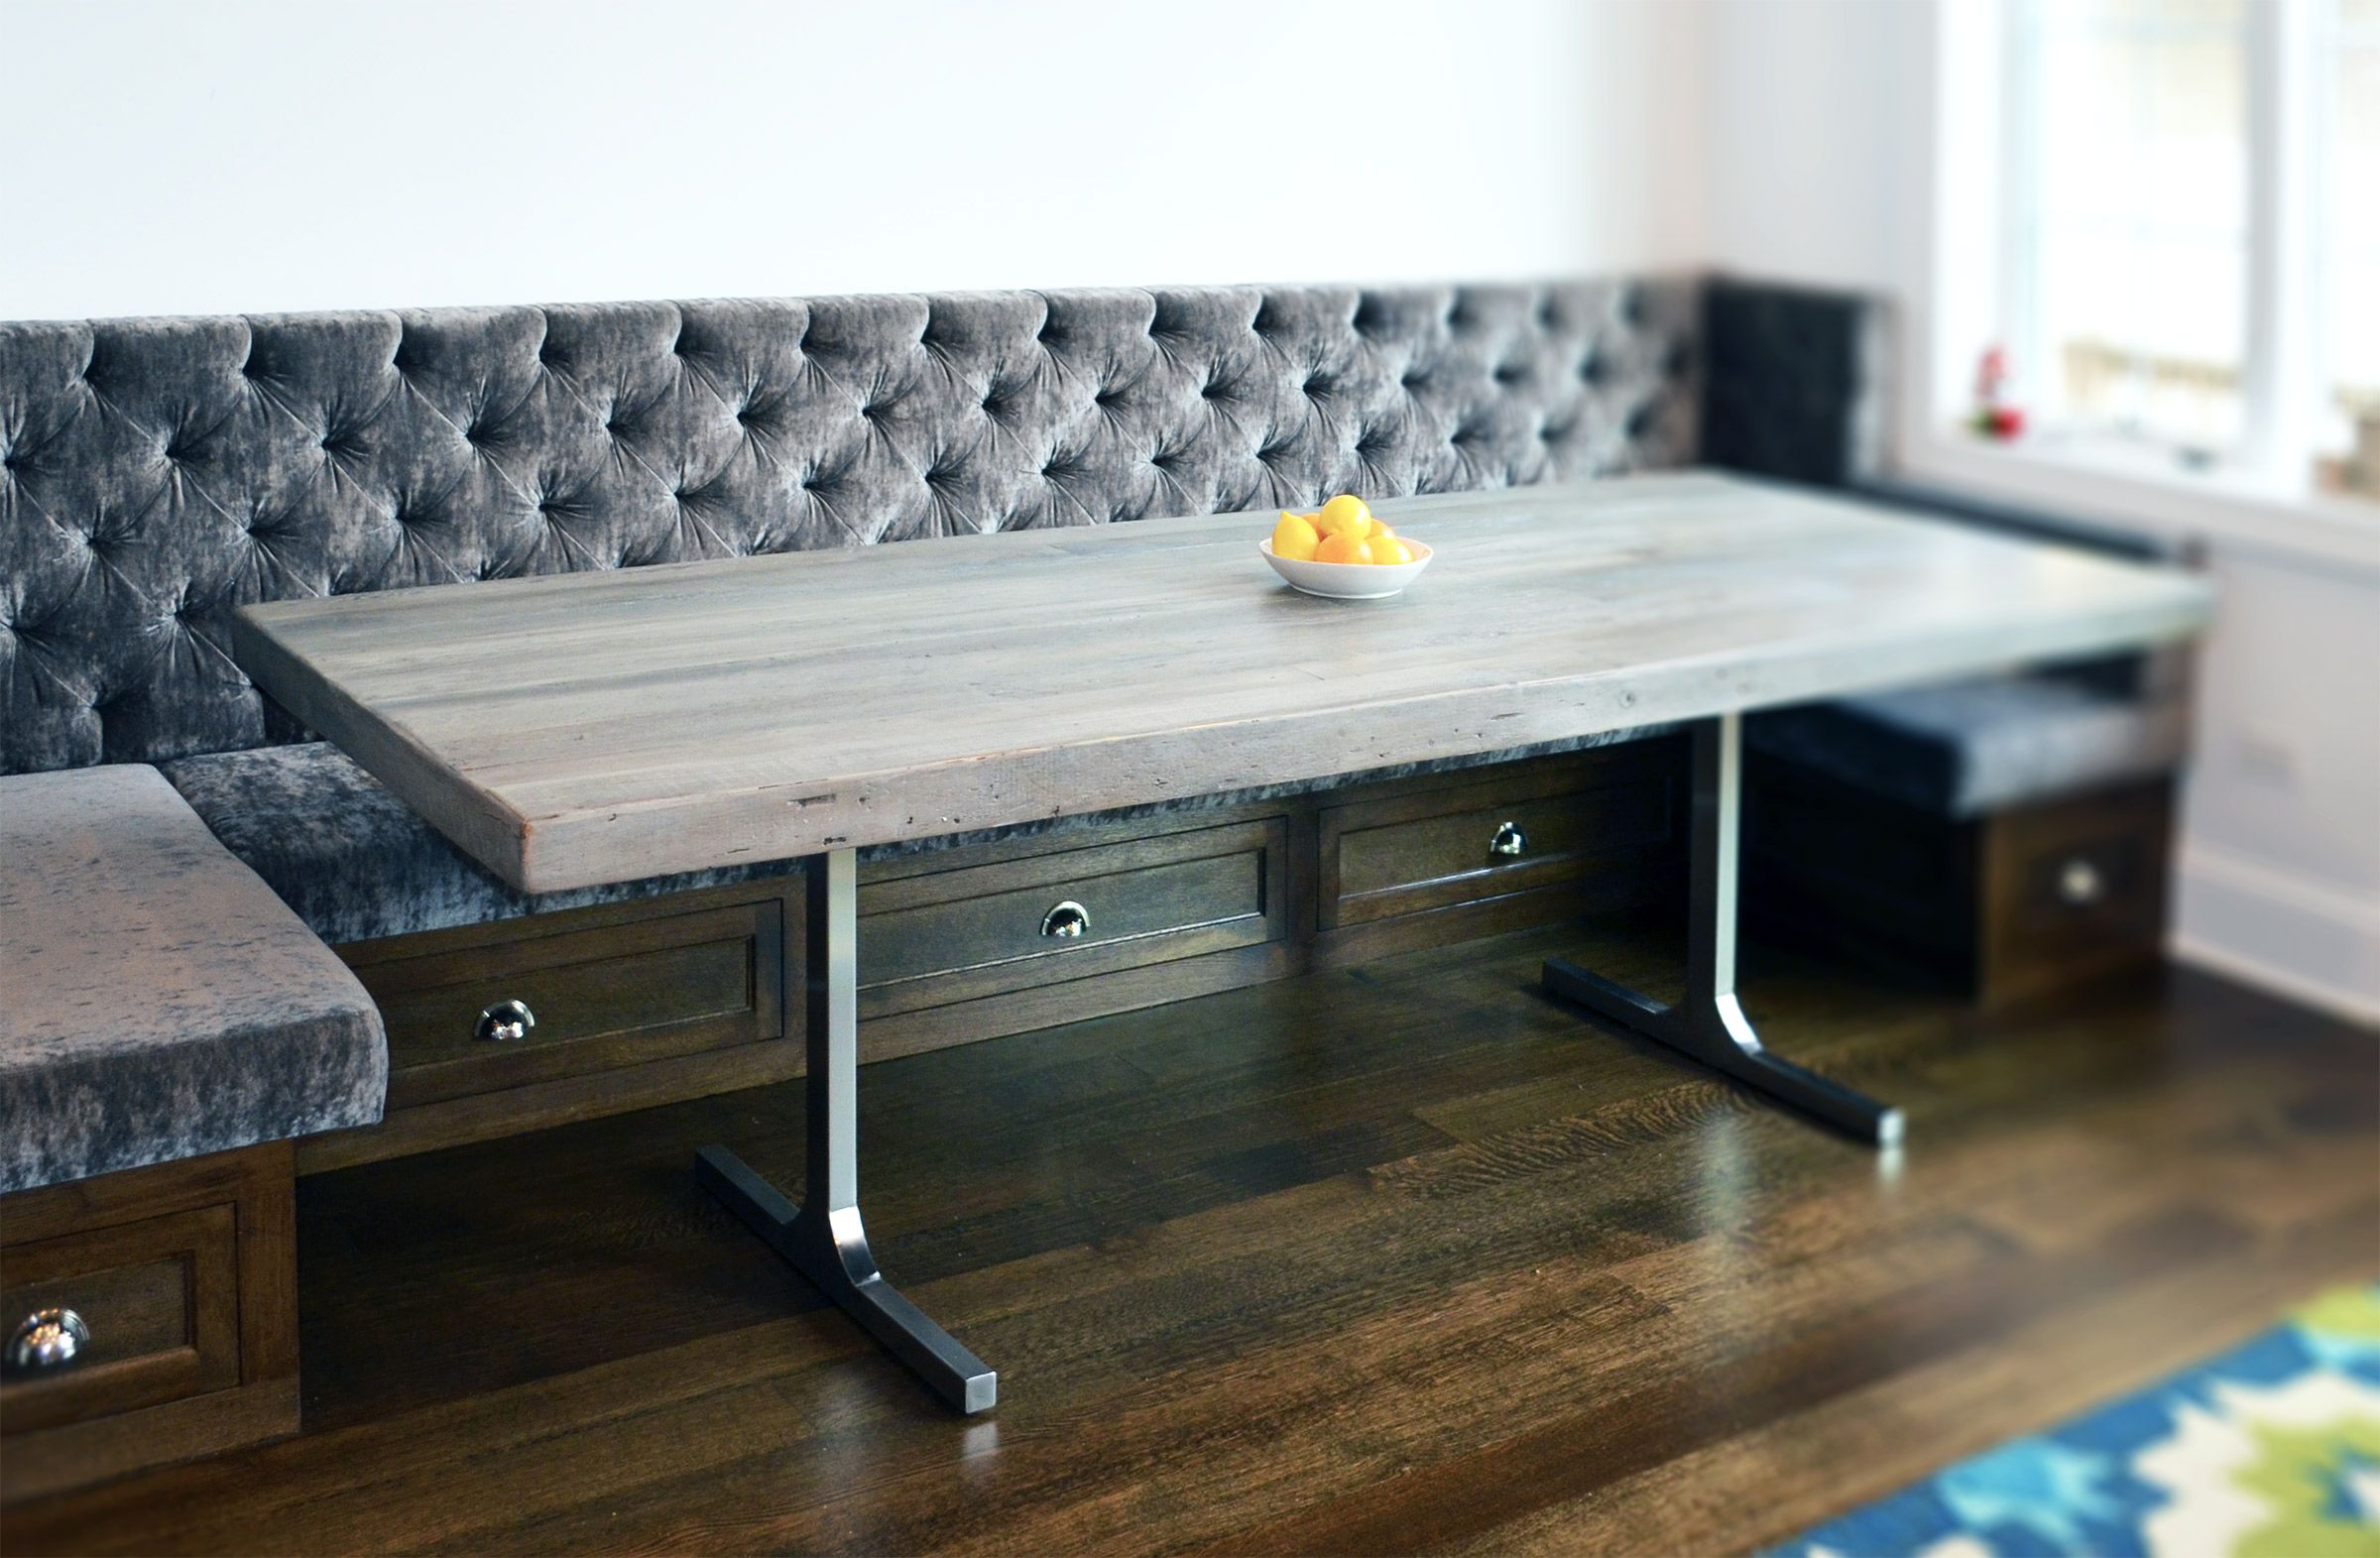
[{"xmin": 231, "ymin": 471, "xmax": 2214, "ymax": 1414}]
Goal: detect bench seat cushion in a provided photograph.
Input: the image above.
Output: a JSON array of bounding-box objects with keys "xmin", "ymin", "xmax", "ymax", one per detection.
[
  {"xmin": 1746, "ymin": 674, "xmax": 2190, "ymax": 818},
  {"xmin": 156, "ymin": 744, "xmax": 810, "ymax": 946},
  {"xmin": 0, "ymin": 766, "xmax": 388, "ymax": 1193},
  {"xmin": 161, "ymin": 729, "xmax": 1676, "ymax": 945}
]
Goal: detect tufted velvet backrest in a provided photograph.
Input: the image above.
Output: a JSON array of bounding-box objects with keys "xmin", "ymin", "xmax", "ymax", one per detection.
[{"xmin": 0, "ymin": 279, "xmax": 1700, "ymax": 775}]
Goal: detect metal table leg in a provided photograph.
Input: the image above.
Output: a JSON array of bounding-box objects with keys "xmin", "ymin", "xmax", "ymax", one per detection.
[
  {"xmin": 1542, "ymin": 713, "xmax": 1904, "ymax": 1146},
  {"xmin": 695, "ymin": 848, "xmax": 997, "ymax": 1413}
]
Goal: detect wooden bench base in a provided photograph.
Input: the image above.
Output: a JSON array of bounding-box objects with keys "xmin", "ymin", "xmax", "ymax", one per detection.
[
  {"xmin": 1746, "ymin": 765, "xmax": 2176, "ymax": 1010},
  {"xmin": 302, "ymin": 740, "xmax": 1690, "ymax": 1172},
  {"xmin": 0, "ymin": 1143, "xmax": 298, "ymax": 1502}
]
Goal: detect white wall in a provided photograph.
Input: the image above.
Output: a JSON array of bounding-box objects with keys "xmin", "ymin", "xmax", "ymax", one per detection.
[
  {"xmin": 1700, "ymin": 0, "xmax": 1922, "ymax": 296},
  {"xmin": 2171, "ymin": 552, "xmax": 2380, "ymax": 1020},
  {"xmin": 0, "ymin": 0, "xmax": 1708, "ymax": 319}
]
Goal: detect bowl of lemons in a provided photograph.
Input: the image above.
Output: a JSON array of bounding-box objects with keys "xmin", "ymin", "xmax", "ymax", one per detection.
[{"xmin": 1259, "ymin": 494, "xmax": 1432, "ymax": 600}]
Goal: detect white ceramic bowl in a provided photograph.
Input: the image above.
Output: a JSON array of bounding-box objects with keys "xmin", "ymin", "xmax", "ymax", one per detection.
[{"xmin": 1258, "ymin": 537, "xmax": 1434, "ymax": 600}]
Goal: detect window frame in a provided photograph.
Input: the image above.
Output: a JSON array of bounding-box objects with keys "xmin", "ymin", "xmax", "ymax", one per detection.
[{"xmin": 1892, "ymin": 0, "xmax": 2379, "ymax": 571}]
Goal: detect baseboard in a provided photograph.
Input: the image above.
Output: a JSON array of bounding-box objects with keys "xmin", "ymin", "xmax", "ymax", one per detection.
[{"xmin": 2171, "ymin": 842, "xmax": 2380, "ymax": 1028}]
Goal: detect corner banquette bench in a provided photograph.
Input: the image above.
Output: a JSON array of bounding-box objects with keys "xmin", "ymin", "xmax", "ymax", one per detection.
[
  {"xmin": 0, "ymin": 276, "xmax": 2188, "ymax": 1484},
  {"xmin": 0, "ymin": 767, "xmax": 385, "ymax": 1499}
]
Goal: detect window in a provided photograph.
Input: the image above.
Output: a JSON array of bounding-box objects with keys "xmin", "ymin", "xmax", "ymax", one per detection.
[
  {"xmin": 1989, "ymin": 0, "xmax": 2375, "ymax": 500},
  {"xmin": 2322, "ymin": 0, "xmax": 2379, "ymax": 470}
]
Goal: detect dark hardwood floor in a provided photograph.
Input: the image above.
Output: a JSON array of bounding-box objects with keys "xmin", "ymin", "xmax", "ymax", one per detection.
[{"xmin": 7, "ymin": 917, "xmax": 2375, "ymax": 1556}]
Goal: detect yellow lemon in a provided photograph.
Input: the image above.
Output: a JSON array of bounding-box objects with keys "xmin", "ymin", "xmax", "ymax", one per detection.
[
  {"xmin": 1315, "ymin": 530, "xmax": 1373, "ymax": 565},
  {"xmin": 1368, "ymin": 520, "xmax": 1395, "ymax": 541},
  {"xmin": 1270, "ymin": 511, "xmax": 1320, "ymax": 561},
  {"xmin": 1371, "ymin": 537, "xmax": 1414, "ymax": 565},
  {"xmin": 1315, "ymin": 493, "xmax": 1372, "ymax": 538}
]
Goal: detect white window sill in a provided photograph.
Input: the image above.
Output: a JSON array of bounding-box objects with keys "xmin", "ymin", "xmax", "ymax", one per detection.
[{"xmin": 1894, "ymin": 429, "xmax": 2380, "ymax": 577}]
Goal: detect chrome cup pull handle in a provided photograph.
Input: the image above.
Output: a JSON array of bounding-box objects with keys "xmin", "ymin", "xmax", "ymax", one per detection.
[
  {"xmin": 2057, "ymin": 858, "xmax": 2104, "ymax": 906},
  {"xmin": 1040, "ymin": 900, "xmax": 1090, "ymax": 940},
  {"xmin": 1488, "ymin": 821, "xmax": 1527, "ymax": 858},
  {"xmin": 475, "ymin": 999, "xmax": 536, "ymax": 1043},
  {"xmin": 6, "ymin": 1308, "xmax": 90, "ymax": 1377}
]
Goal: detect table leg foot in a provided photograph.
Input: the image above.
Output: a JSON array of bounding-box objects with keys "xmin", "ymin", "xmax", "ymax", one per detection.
[
  {"xmin": 696, "ymin": 1144, "xmax": 997, "ymax": 1413},
  {"xmin": 1541, "ymin": 959, "xmax": 1901, "ymax": 1144}
]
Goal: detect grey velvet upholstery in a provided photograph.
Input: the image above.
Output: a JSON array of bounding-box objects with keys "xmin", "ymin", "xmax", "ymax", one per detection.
[
  {"xmin": 155, "ymin": 743, "xmax": 807, "ymax": 945},
  {"xmin": 0, "ymin": 766, "xmax": 387, "ymax": 1192},
  {"xmin": 2, "ymin": 280, "xmax": 1699, "ymax": 777},
  {"xmin": 162, "ymin": 729, "xmax": 1675, "ymax": 944},
  {"xmin": 1746, "ymin": 674, "xmax": 2192, "ymax": 818},
  {"xmin": 1699, "ymin": 278, "xmax": 1885, "ymax": 489}
]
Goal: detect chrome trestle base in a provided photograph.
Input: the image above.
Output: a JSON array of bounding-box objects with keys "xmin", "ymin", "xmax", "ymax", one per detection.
[
  {"xmin": 695, "ymin": 849, "xmax": 997, "ymax": 1414},
  {"xmin": 1543, "ymin": 714, "xmax": 1904, "ymax": 1147}
]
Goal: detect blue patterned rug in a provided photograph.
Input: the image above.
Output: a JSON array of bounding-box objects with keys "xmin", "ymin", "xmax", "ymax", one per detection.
[{"xmin": 1771, "ymin": 1285, "xmax": 2380, "ymax": 1558}]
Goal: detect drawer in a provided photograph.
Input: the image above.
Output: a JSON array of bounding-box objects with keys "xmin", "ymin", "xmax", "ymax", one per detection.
[
  {"xmin": 348, "ymin": 893, "xmax": 788, "ymax": 1112},
  {"xmin": 1, "ymin": 1201, "xmax": 240, "ymax": 1436},
  {"xmin": 0, "ymin": 1144, "xmax": 298, "ymax": 1501},
  {"xmin": 1981, "ymin": 781, "xmax": 2172, "ymax": 996},
  {"xmin": 860, "ymin": 818, "xmax": 1288, "ymax": 1019},
  {"xmin": 1321, "ymin": 746, "xmax": 1678, "ymax": 929}
]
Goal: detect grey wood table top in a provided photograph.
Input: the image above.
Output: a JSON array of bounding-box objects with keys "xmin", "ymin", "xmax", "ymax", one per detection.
[{"xmin": 232, "ymin": 473, "xmax": 2213, "ymax": 895}]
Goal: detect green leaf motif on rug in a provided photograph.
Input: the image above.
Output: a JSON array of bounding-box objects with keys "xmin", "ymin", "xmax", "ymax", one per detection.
[{"xmin": 2232, "ymin": 1419, "xmax": 2380, "ymax": 1558}]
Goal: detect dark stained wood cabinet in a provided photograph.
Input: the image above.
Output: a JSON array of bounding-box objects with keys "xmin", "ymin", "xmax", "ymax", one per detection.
[
  {"xmin": 858, "ymin": 809, "xmax": 1301, "ymax": 1062},
  {"xmin": 293, "ymin": 743, "xmax": 1690, "ymax": 1170},
  {"xmin": 303, "ymin": 881, "xmax": 803, "ymax": 1172},
  {"xmin": 1744, "ymin": 761, "xmax": 2175, "ymax": 1009},
  {"xmin": 1977, "ymin": 781, "xmax": 2175, "ymax": 1006},
  {"xmin": 0, "ymin": 1143, "xmax": 298, "ymax": 1502},
  {"xmin": 1313, "ymin": 739, "xmax": 1685, "ymax": 967}
]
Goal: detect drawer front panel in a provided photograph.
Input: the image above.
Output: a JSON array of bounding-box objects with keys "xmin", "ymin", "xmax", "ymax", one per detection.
[
  {"xmin": 860, "ymin": 819, "xmax": 1286, "ymax": 1018},
  {"xmin": 1986, "ymin": 783, "xmax": 2171, "ymax": 982},
  {"xmin": 0, "ymin": 1204, "xmax": 239, "ymax": 1434},
  {"xmin": 355, "ymin": 899, "xmax": 785, "ymax": 1110},
  {"xmin": 1323, "ymin": 749, "xmax": 1677, "ymax": 928}
]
